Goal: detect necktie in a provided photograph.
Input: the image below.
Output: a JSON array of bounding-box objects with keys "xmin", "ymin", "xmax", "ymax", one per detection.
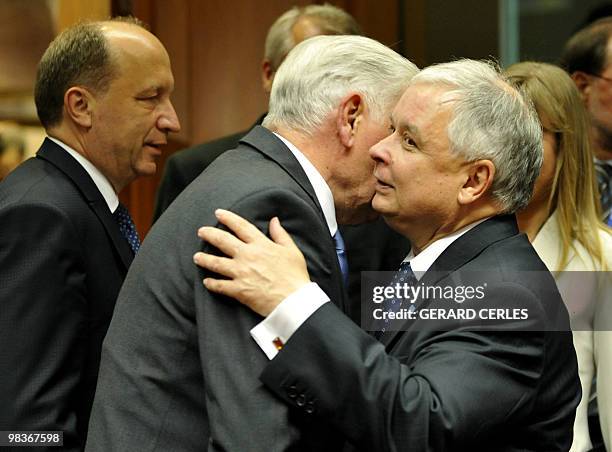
[
  {"xmin": 374, "ymin": 261, "xmax": 418, "ymax": 340},
  {"xmin": 333, "ymin": 230, "xmax": 349, "ymax": 287},
  {"xmin": 595, "ymin": 159, "xmax": 612, "ymax": 222},
  {"xmin": 113, "ymin": 203, "xmax": 140, "ymax": 254}
]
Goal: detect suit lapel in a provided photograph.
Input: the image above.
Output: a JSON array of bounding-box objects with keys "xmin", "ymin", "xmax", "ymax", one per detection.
[
  {"xmin": 239, "ymin": 126, "xmax": 347, "ymax": 309},
  {"xmin": 36, "ymin": 138, "xmax": 133, "ymax": 270},
  {"xmin": 382, "ymin": 215, "xmax": 520, "ymax": 348},
  {"xmin": 239, "ymin": 127, "xmax": 327, "ymax": 223}
]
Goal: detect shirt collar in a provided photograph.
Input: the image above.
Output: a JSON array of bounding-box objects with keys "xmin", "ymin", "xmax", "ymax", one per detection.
[
  {"xmin": 404, "ymin": 217, "xmax": 489, "ymax": 280},
  {"xmin": 273, "ymin": 133, "xmax": 337, "ymax": 236},
  {"xmin": 47, "ymin": 136, "xmax": 119, "ymax": 212}
]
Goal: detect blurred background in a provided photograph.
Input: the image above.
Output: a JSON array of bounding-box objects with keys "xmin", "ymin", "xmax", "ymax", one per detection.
[{"xmin": 0, "ymin": 0, "xmax": 607, "ymax": 235}]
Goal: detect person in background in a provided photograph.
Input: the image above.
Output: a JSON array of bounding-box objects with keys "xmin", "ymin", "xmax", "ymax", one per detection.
[
  {"xmin": 0, "ymin": 133, "xmax": 26, "ymax": 181},
  {"xmin": 0, "ymin": 18, "xmax": 180, "ymax": 451},
  {"xmin": 506, "ymin": 61, "xmax": 612, "ymax": 452},
  {"xmin": 153, "ymin": 4, "xmax": 409, "ymax": 317},
  {"xmin": 562, "ymin": 18, "xmax": 612, "ymax": 225}
]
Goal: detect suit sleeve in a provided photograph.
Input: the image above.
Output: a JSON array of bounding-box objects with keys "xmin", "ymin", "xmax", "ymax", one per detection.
[
  {"xmin": 0, "ymin": 203, "xmax": 86, "ymax": 451},
  {"xmin": 260, "ymin": 284, "xmax": 548, "ymax": 452}
]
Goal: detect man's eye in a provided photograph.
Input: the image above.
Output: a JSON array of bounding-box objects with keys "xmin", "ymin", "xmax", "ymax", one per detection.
[
  {"xmin": 403, "ymin": 135, "xmax": 416, "ymax": 147},
  {"xmin": 388, "ymin": 124, "xmax": 395, "ymax": 133}
]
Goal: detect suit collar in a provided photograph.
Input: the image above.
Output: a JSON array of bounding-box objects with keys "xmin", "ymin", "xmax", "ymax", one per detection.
[
  {"xmin": 423, "ymin": 214, "xmax": 519, "ymax": 285},
  {"xmin": 37, "ymin": 138, "xmax": 134, "ymax": 270},
  {"xmin": 239, "ymin": 126, "xmax": 326, "ymax": 224},
  {"xmin": 382, "ymin": 214, "xmax": 520, "ymax": 348}
]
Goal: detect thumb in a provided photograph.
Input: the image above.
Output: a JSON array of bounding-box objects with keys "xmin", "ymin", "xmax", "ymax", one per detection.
[{"xmin": 269, "ymin": 217, "xmax": 298, "ymax": 249}]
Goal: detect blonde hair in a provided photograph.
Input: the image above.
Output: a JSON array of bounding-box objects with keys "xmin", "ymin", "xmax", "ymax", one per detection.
[{"xmin": 505, "ymin": 61, "xmax": 609, "ymax": 271}]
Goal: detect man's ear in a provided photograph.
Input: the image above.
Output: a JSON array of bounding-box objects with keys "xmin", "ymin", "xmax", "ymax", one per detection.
[
  {"xmin": 337, "ymin": 93, "xmax": 364, "ymax": 148},
  {"xmin": 458, "ymin": 160, "xmax": 495, "ymax": 205},
  {"xmin": 261, "ymin": 59, "xmax": 275, "ymax": 94},
  {"xmin": 64, "ymin": 86, "xmax": 93, "ymax": 128},
  {"xmin": 571, "ymin": 71, "xmax": 591, "ymax": 103}
]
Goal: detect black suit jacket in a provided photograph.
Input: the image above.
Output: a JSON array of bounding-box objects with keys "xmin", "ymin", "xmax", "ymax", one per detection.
[
  {"xmin": 87, "ymin": 126, "xmax": 348, "ymax": 451},
  {"xmin": 153, "ymin": 117, "xmax": 409, "ymax": 321},
  {"xmin": 261, "ymin": 215, "xmax": 581, "ymax": 451},
  {"xmin": 0, "ymin": 138, "xmax": 133, "ymax": 451}
]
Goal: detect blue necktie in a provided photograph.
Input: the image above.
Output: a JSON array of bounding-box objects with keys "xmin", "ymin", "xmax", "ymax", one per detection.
[
  {"xmin": 374, "ymin": 261, "xmax": 417, "ymax": 340},
  {"xmin": 333, "ymin": 230, "xmax": 349, "ymax": 287},
  {"xmin": 114, "ymin": 203, "xmax": 140, "ymax": 254}
]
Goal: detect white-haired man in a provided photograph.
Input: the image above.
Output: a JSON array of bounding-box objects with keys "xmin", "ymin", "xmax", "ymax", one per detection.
[
  {"xmin": 194, "ymin": 60, "xmax": 581, "ymax": 451},
  {"xmin": 86, "ymin": 35, "xmax": 418, "ymax": 451}
]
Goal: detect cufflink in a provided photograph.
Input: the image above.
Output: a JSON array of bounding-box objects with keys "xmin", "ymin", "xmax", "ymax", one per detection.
[{"xmin": 272, "ymin": 337, "xmax": 284, "ymax": 350}]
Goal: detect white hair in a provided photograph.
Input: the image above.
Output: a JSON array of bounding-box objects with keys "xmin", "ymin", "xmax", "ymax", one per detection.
[
  {"xmin": 411, "ymin": 59, "xmax": 543, "ymax": 213},
  {"xmin": 263, "ymin": 35, "xmax": 419, "ymax": 135}
]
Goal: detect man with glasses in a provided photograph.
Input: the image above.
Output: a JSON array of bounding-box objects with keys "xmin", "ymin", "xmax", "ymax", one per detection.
[{"xmin": 562, "ymin": 18, "xmax": 612, "ymax": 226}]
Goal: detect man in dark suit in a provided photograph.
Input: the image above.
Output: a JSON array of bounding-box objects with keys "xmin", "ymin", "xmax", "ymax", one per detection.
[
  {"xmin": 194, "ymin": 59, "xmax": 581, "ymax": 451},
  {"xmin": 86, "ymin": 36, "xmax": 418, "ymax": 451},
  {"xmin": 153, "ymin": 5, "xmax": 409, "ymax": 312},
  {"xmin": 0, "ymin": 19, "xmax": 180, "ymax": 451}
]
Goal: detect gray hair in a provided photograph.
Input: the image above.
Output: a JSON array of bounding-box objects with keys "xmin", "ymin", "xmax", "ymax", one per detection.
[
  {"xmin": 264, "ymin": 4, "xmax": 362, "ymax": 72},
  {"xmin": 263, "ymin": 35, "xmax": 419, "ymax": 135},
  {"xmin": 411, "ymin": 59, "xmax": 543, "ymax": 213}
]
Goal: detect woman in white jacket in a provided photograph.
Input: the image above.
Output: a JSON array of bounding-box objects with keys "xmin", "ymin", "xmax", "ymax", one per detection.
[{"xmin": 506, "ymin": 61, "xmax": 612, "ymax": 452}]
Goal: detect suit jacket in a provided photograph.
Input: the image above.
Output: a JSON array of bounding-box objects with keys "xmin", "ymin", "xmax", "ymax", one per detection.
[
  {"xmin": 153, "ymin": 117, "xmax": 410, "ymax": 322},
  {"xmin": 0, "ymin": 138, "xmax": 133, "ymax": 451},
  {"xmin": 260, "ymin": 215, "xmax": 581, "ymax": 451},
  {"xmin": 86, "ymin": 126, "xmax": 348, "ymax": 451}
]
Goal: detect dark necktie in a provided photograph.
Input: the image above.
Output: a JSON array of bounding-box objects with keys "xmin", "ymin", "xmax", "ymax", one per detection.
[
  {"xmin": 374, "ymin": 261, "xmax": 418, "ymax": 340},
  {"xmin": 113, "ymin": 203, "xmax": 140, "ymax": 254},
  {"xmin": 333, "ymin": 230, "xmax": 349, "ymax": 287},
  {"xmin": 595, "ymin": 159, "xmax": 612, "ymax": 223}
]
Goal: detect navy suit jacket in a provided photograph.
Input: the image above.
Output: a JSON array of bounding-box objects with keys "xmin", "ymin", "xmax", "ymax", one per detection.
[
  {"xmin": 0, "ymin": 138, "xmax": 133, "ymax": 451},
  {"xmin": 261, "ymin": 215, "xmax": 581, "ymax": 451}
]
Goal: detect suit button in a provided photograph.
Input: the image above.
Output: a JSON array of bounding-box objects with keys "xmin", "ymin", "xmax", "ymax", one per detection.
[
  {"xmin": 296, "ymin": 394, "xmax": 306, "ymax": 407},
  {"xmin": 305, "ymin": 401, "xmax": 315, "ymax": 414},
  {"xmin": 287, "ymin": 385, "xmax": 297, "ymax": 399}
]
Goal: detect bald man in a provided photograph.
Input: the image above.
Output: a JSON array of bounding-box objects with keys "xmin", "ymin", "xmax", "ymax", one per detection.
[{"xmin": 0, "ymin": 18, "xmax": 180, "ymax": 451}]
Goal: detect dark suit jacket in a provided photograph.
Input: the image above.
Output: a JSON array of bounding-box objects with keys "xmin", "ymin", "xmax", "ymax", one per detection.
[
  {"xmin": 261, "ymin": 215, "xmax": 581, "ymax": 451},
  {"xmin": 86, "ymin": 126, "xmax": 348, "ymax": 451},
  {"xmin": 0, "ymin": 138, "xmax": 133, "ymax": 451},
  {"xmin": 153, "ymin": 117, "xmax": 409, "ymax": 322}
]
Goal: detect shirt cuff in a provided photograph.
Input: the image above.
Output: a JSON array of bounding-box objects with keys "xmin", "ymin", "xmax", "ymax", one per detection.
[{"xmin": 250, "ymin": 282, "xmax": 330, "ymax": 360}]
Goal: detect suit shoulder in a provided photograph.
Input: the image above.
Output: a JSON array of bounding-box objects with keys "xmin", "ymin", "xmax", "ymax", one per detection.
[{"xmin": 0, "ymin": 158, "xmax": 84, "ymax": 209}]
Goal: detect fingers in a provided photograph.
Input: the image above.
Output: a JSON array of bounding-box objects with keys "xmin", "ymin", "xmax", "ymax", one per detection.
[
  {"xmin": 215, "ymin": 209, "xmax": 265, "ymax": 243},
  {"xmin": 197, "ymin": 226, "xmax": 243, "ymax": 257},
  {"xmin": 193, "ymin": 252, "xmax": 236, "ymax": 278},
  {"xmin": 269, "ymin": 217, "xmax": 298, "ymax": 250},
  {"xmin": 202, "ymin": 277, "xmax": 239, "ymax": 300}
]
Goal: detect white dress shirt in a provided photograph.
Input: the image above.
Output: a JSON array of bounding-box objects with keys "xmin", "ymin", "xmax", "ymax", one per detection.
[
  {"xmin": 48, "ymin": 136, "xmax": 118, "ymax": 212},
  {"xmin": 252, "ymin": 209, "xmax": 489, "ymax": 359},
  {"xmin": 249, "ymin": 133, "xmax": 338, "ymax": 359}
]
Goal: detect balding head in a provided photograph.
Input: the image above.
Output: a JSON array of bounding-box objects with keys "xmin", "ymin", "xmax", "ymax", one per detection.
[{"xmin": 34, "ymin": 17, "xmax": 153, "ymax": 129}]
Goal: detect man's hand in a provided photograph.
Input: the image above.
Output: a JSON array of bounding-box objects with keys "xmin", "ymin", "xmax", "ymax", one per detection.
[{"xmin": 193, "ymin": 209, "xmax": 311, "ymax": 316}]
